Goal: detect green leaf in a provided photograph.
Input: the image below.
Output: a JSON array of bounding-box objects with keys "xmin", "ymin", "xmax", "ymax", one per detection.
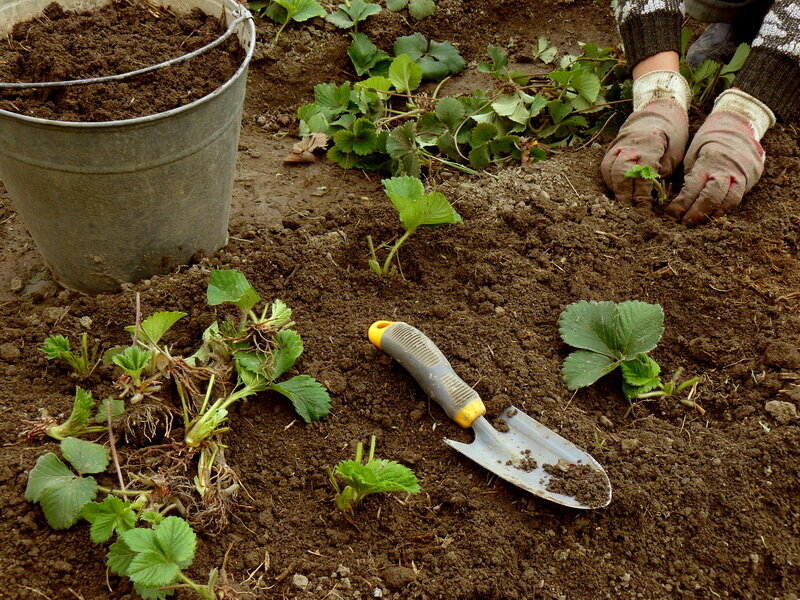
[
  {"xmin": 562, "ymin": 350, "xmax": 619, "ymax": 390},
  {"xmin": 81, "ymin": 496, "xmax": 137, "ymax": 543},
  {"xmin": 41, "ymin": 335, "xmax": 71, "ymax": 360},
  {"xmin": 386, "ymin": 0, "xmax": 406, "ymax": 9},
  {"xmin": 333, "ymin": 118, "xmax": 379, "ymax": 156},
  {"xmin": 434, "ymin": 97, "xmax": 465, "ymax": 130},
  {"xmin": 470, "ymin": 122, "xmax": 498, "ymax": 147},
  {"xmin": 388, "ymin": 54, "xmax": 423, "ymax": 93},
  {"xmin": 615, "ymin": 301, "xmax": 665, "ymax": 357},
  {"xmin": 25, "ymin": 452, "xmax": 75, "ymax": 503},
  {"xmin": 135, "ymin": 584, "xmax": 175, "ymax": 600},
  {"xmin": 272, "ymin": 330, "xmax": 304, "ymax": 378},
  {"xmin": 722, "ymin": 43, "xmax": 750, "ymax": 74},
  {"xmin": 570, "ymin": 71, "xmax": 601, "ymax": 104},
  {"xmin": 558, "ymin": 300, "xmax": 621, "ymax": 358},
  {"xmin": 122, "ymin": 517, "xmax": 197, "ymax": 588},
  {"xmin": 408, "ymin": 0, "xmax": 436, "ymax": 19},
  {"xmin": 125, "ymin": 312, "xmax": 187, "ymax": 345},
  {"xmin": 269, "ymin": 375, "xmax": 331, "ymax": 422},
  {"xmin": 47, "ymin": 387, "xmax": 95, "ymax": 440},
  {"xmin": 112, "ymin": 346, "xmax": 153, "ymax": 380},
  {"xmin": 141, "ymin": 511, "xmax": 165, "ymax": 526},
  {"xmin": 348, "ymin": 33, "xmax": 391, "ymax": 77},
  {"xmin": 625, "ymin": 164, "xmax": 660, "ymax": 181},
  {"xmin": 386, "ymin": 122, "xmax": 421, "ymax": 177},
  {"xmin": 275, "ymin": 0, "xmax": 325, "ymax": 21},
  {"xmin": 326, "ymin": 0, "xmax": 381, "ymax": 28},
  {"xmin": 207, "ymin": 270, "xmax": 260, "ymax": 313},
  {"xmin": 337, "ymin": 459, "xmax": 420, "ymax": 495},
  {"xmin": 314, "ymin": 82, "xmax": 352, "ymax": 115},
  {"xmin": 155, "ymin": 517, "xmax": 197, "ymax": 569},
  {"xmin": 108, "ymin": 537, "xmax": 136, "ymax": 576},
  {"xmin": 38, "ymin": 475, "xmax": 98, "ymax": 529},
  {"xmin": 620, "ymin": 354, "xmax": 662, "ymax": 389},
  {"xmin": 95, "ymin": 397, "xmax": 125, "ymax": 422},
  {"xmin": 547, "ymin": 100, "xmax": 572, "ymax": 124},
  {"xmin": 393, "ymin": 34, "xmax": 464, "ymax": 81},
  {"xmin": 479, "ymin": 45, "xmax": 508, "ymax": 74},
  {"xmin": 328, "ymin": 145, "xmax": 362, "ymax": 169},
  {"xmin": 383, "ymin": 176, "xmax": 462, "ymax": 232},
  {"xmin": 61, "ymin": 437, "xmax": 109, "ymax": 475}
]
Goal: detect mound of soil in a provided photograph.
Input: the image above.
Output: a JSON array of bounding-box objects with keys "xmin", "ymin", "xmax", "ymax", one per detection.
[
  {"xmin": 0, "ymin": 1, "xmax": 799, "ymax": 599},
  {"xmin": 0, "ymin": 1, "xmax": 245, "ymax": 121}
]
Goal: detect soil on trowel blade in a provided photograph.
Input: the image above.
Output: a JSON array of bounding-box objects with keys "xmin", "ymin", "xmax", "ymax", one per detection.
[
  {"xmin": 543, "ymin": 461, "xmax": 610, "ymax": 508},
  {"xmin": 0, "ymin": 1, "xmax": 244, "ymax": 121}
]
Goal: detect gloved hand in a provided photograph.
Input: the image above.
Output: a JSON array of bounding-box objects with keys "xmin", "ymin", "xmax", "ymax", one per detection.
[
  {"xmin": 601, "ymin": 99, "xmax": 689, "ymax": 203},
  {"xmin": 666, "ymin": 89, "xmax": 774, "ymax": 225},
  {"xmin": 601, "ymin": 70, "xmax": 691, "ymax": 204}
]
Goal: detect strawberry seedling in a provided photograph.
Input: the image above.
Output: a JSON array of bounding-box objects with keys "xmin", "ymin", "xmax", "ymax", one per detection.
[
  {"xmin": 624, "ymin": 164, "xmax": 668, "ymax": 201},
  {"xmin": 326, "ymin": 0, "xmax": 381, "ymax": 30},
  {"xmin": 41, "ymin": 333, "xmax": 99, "ymax": 377},
  {"xmin": 327, "ymin": 435, "xmax": 420, "ymax": 513},
  {"xmin": 249, "ymin": 0, "xmax": 326, "ymax": 42},
  {"xmin": 386, "ymin": 0, "xmax": 436, "ymax": 20},
  {"xmin": 367, "ymin": 176, "xmax": 462, "ymax": 275}
]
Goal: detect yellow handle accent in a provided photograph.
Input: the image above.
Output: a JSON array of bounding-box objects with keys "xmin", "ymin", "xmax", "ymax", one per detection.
[
  {"xmin": 454, "ymin": 398, "xmax": 486, "ymax": 427},
  {"xmin": 368, "ymin": 320, "xmax": 396, "ymax": 349}
]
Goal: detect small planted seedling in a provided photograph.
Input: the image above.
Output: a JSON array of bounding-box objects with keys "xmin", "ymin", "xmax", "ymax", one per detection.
[
  {"xmin": 559, "ymin": 300, "xmax": 703, "ymax": 412},
  {"xmin": 41, "ymin": 333, "xmax": 99, "ymax": 378},
  {"xmin": 326, "ymin": 0, "xmax": 382, "ymax": 30},
  {"xmin": 326, "ymin": 435, "xmax": 420, "ymax": 513},
  {"xmin": 40, "ymin": 386, "xmax": 112, "ymax": 440},
  {"xmin": 624, "ymin": 164, "xmax": 668, "ymax": 201},
  {"xmin": 25, "ymin": 437, "xmax": 108, "ymax": 529},
  {"xmin": 367, "ymin": 176, "xmax": 462, "ymax": 275},
  {"xmin": 393, "ymin": 33, "xmax": 464, "ymax": 81},
  {"xmin": 386, "ymin": 0, "xmax": 436, "ymax": 20},
  {"xmin": 250, "ymin": 0, "xmax": 326, "ymax": 42}
]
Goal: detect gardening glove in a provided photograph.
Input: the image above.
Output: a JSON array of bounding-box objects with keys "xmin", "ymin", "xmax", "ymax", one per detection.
[
  {"xmin": 666, "ymin": 88, "xmax": 775, "ymax": 225},
  {"xmin": 601, "ymin": 70, "xmax": 691, "ymax": 203}
]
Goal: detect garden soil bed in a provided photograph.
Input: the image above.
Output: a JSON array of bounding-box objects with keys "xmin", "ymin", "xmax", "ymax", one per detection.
[
  {"xmin": 1, "ymin": 1, "xmax": 799, "ymax": 599},
  {"xmin": 0, "ymin": 1, "xmax": 244, "ymax": 121}
]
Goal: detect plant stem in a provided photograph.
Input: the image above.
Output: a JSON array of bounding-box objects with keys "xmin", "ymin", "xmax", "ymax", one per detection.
[
  {"xmin": 381, "ymin": 229, "xmax": 414, "ymax": 274},
  {"xmin": 367, "ymin": 435, "xmax": 376, "ymax": 462},
  {"xmin": 97, "ymin": 486, "xmax": 151, "ymax": 496},
  {"xmin": 199, "ymin": 374, "xmax": 216, "ymax": 415},
  {"xmin": 177, "ymin": 572, "xmax": 216, "ymax": 600},
  {"xmin": 107, "ymin": 400, "xmax": 126, "ymax": 492}
]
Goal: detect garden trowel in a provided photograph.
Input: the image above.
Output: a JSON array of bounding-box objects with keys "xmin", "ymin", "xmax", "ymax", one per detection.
[{"xmin": 368, "ymin": 321, "xmax": 612, "ymax": 509}]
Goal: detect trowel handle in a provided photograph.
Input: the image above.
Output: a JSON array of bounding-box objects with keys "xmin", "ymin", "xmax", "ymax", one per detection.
[{"xmin": 368, "ymin": 321, "xmax": 486, "ymax": 428}]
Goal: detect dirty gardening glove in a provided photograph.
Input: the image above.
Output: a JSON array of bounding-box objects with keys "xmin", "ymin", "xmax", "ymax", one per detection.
[
  {"xmin": 601, "ymin": 70, "xmax": 691, "ymax": 203},
  {"xmin": 666, "ymin": 88, "xmax": 775, "ymax": 225}
]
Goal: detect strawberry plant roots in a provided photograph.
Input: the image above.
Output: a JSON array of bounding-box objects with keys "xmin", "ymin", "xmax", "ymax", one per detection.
[{"xmin": 1, "ymin": 2, "xmax": 799, "ymax": 599}]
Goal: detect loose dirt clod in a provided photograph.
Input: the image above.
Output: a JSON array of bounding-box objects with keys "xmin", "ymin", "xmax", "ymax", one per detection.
[
  {"xmin": 543, "ymin": 462, "xmax": 609, "ymax": 508},
  {"xmin": 0, "ymin": 1, "xmax": 244, "ymax": 121}
]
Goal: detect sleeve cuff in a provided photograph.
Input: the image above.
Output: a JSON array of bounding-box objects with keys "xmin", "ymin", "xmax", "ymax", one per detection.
[
  {"xmin": 734, "ymin": 47, "xmax": 800, "ymax": 119},
  {"xmin": 618, "ymin": 10, "xmax": 683, "ymax": 69}
]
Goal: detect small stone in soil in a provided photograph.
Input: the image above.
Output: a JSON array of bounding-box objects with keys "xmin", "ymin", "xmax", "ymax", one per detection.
[
  {"xmin": 543, "ymin": 462, "xmax": 609, "ymax": 508},
  {"xmin": 494, "ymin": 417, "xmax": 510, "ymax": 433}
]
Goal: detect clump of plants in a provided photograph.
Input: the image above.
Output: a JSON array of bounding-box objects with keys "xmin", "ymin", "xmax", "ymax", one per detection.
[
  {"xmin": 41, "ymin": 332, "xmax": 99, "ymax": 378},
  {"xmin": 28, "ymin": 269, "xmax": 331, "ymax": 598},
  {"xmin": 558, "ymin": 300, "xmax": 702, "ymax": 413},
  {"xmin": 680, "ymin": 28, "xmax": 751, "ymax": 108},
  {"xmin": 326, "ymin": 435, "xmax": 420, "ymax": 515},
  {"xmin": 367, "ymin": 175, "xmax": 462, "ymax": 275}
]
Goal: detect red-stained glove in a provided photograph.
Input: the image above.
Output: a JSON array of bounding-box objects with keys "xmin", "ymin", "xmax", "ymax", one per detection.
[
  {"xmin": 666, "ymin": 111, "xmax": 765, "ymax": 225},
  {"xmin": 601, "ymin": 100, "xmax": 689, "ymax": 204}
]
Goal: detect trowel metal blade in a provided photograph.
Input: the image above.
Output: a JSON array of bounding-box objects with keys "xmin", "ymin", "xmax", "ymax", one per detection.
[{"xmin": 444, "ymin": 406, "xmax": 612, "ymax": 509}]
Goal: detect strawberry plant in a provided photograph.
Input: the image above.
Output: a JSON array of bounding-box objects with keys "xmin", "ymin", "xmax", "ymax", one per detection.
[
  {"xmin": 327, "ymin": 435, "xmax": 420, "ymax": 513},
  {"xmin": 624, "ymin": 164, "xmax": 668, "ymax": 201},
  {"xmin": 393, "ymin": 33, "xmax": 464, "ymax": 81},
  {"xmin": 367, "ymin": 176, "xmax": 462, "ymax": 275},
  {"xmin": 249, "ymin": 0, "xmax": 326, "ymax": 42},
  {"xmin": 386, "ymin": 0, "xmax": 436, "ymax": 20},
  {"xmin": 326, "ymin": 0, "xmax": 381, "ymax": 30},
  {"xmin": 559, "ymin": 301, "xmax": 703, "ymax": 412},
  {"xmin": 680, "ymin": 28, "xmax": 751, "ymax": 108},
  {"xmin": 41, "ymin": 333, "xmax": 99, "ymax": 377}
]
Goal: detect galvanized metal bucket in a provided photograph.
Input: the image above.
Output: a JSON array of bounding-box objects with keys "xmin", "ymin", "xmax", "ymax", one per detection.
[{"xmin": 0, "ymin": 0, "xmax": 256, "ymax": 293}]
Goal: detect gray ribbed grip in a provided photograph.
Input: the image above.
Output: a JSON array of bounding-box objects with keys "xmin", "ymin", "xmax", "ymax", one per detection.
[{"xmin": 380, "ymin": 322, "xmax": 480, "ymax": 422}]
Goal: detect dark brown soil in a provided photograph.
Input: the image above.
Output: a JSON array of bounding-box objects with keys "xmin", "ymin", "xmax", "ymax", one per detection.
[
  {"xmin": 0, "ymin": 1, "xmax": 244, "ymax": 121},
  {"xmin": 543, "ymin": 461, "xmax": 610, "ymax": 508},
  {"xmin": 1, "ymin": 1, "xmax": 800, "ymax": 599}
]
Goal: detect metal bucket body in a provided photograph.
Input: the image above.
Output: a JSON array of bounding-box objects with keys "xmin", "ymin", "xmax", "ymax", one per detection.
[{"xmin": 0, "ymin": 0, "xmax": 256, "ymax": 293}]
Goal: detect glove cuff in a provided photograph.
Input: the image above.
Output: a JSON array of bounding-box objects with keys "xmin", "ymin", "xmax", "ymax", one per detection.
[
  {"xmin": 712, "ymin": 88, "xmax": 776, "ymax": 141},
  {"xmin": 632, "ymin": 70, "xmax": 691, "ymax": 113}
]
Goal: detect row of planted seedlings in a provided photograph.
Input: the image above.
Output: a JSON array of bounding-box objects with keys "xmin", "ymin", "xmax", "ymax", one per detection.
[{"xmin": 25, "ymin": 269, "xmax": 420, "ymax": 599}]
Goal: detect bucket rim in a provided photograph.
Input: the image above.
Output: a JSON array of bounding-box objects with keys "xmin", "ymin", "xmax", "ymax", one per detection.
[{"xmin": 0, "ymin": 0, "xmax": 256, "ymax": 129}]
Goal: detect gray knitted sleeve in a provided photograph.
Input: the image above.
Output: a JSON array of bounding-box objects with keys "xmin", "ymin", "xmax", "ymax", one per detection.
[{"xmin": 613, "ymin": 0, "xmax": 684, "ymax": 68}]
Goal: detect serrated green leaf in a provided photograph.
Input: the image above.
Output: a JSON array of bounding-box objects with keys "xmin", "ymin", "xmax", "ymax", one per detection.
[
  {"xmin": 470, "ymin": 122, "xmax": 498, "ymax": 147},
  {"xmin": 562, "ymin": 350, "xmax": 619, "ymax": 389},
  {"xmin": 385, "ymin": 0, "xmax": 406, "ymax": 10},
  {"xmin": 128, "ymin": 552, "xmax": 181, "ymax": 588},
  {"xmin": 337, "ymin": 459, "xmax": 420, "ymax": 495},
  {"xmin": 125, "ymin": 312, "xmax": 187, "ymax": 345},
  {"xmin": 348, "ymin": 33, "xmax": 391, "ymax": 77},
  {"xmin": 38, "ymin": 476, "xmax": 98, "ymax": 530},
  {"xmin": 333, "ymin": 118, "xmax": 378, "ymax": 156},
  {"xmin": 61, "ymin": 437, "xmax": 109, "ymax": 475},
  {"xmin": 408, "ymin": 0, "xmax": 436, "ymax": 19},
  {"xmin": 41, "ymin": 335, "xmax": 71, "ymax": 360},
  {"xmin": 722, "ymin": 43, "xmax": 750, "ymax": 74},
  {"xmin": 134, "ymin": 584, "xmax": 175, "ymax": 600},
  {"xmin": 108, "ymin": 537, "xmax": 136, "ymax": 576},
  {"xmin": 393, "ymin": 32, "xmax": 427, "ymax": 60},
  {"xmin": 486, "ymin": 45, "xmax": 508, "ymax": 71},
  {"xmin": 383, "ymin": 176, "xmax": 461, "ymax": 231},
  {"xmin": 394, "ymin": 34, "xmax": 463, "ymax": 81},
  {"xmin": 95, "ymin": 397, "xmax": 125, "ymax": 422},
  {"xmin": 615, "ymin": 301, "xmax": 664, "ymax": 357},
  {"xmin": 269, "ymin": 375, "xmax": 331, "ymax": 422},
  {"xmin": 25, "ymin": 452, "xmax": 74, "ymax": 503},
  {"xmin": 207, "ymin": 270, "xmax": 260, "ymax": 313},
  {"xmin": 275, "ymin": 0, "xmax": 325, "ymax": 21},
  {"xmin": 81, "ymin": 496, "xmax": 136, "ymax": 543},
  {"xmin": 620, "ymin": 354, "xmax": 661, "ymax": 387},
  {"xmin": 386, "ymin": 122, "xmax": 421, "ymax": 177},
  {"xmin": 547, "ymin": 100, "xmax": 572, "ymax": 124},
  {"xmin": 389, "ymin": 54, "xmax": 423, "ymax": 93},
  {"xmin": 47, "ymin": 387, "xmax": 95, "ymax": 441},
  {"xmin": 141, "ymin": 511, "xmax": 165, "ymax": 526},
  {"xmin": 468, "ymin": 144, "xmax": 491, "ymax": 169},
  {"xmin": 326, "ymin": 0, "xmax": 381, "ymax": 28},
  {"xmin": 112, "ymin": 346, "xmax": 153, "ymax": 380},
  {"xmin": 434, "ymin": 97, "xmax": 465, "ymax": 130},
  {"xmin": 328, "ymin": 145, "xmax": 362, "ymax": 169},
  {"xmin": 558, "ymin": 300, "xmax": 619, "ymax": 357},
  {"xmin": 121, "ymin": 517, "xmax": 196, "ymax": 588},
  {"xmin": 314, "ymin": 82, "xmax": 352, "ymax": 114},
  {"xmin": 570, "ymin": 70, "xmax": 601, "ymax": 104},
  {"xmin": 102, "ymin": 345, "xmax": 128, "ymax": 366},
  {"xmin": 272, "ymin": 330, "xmax": 304, "ymax": 378},
  {"xmin": 155, "ymin": 517, "xmax": 197, "ymax": 569}
]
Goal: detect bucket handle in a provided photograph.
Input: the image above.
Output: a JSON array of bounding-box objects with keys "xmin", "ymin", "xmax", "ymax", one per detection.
[{"xmin": 0, "ymin": 11, "xmax": 251, "ymax": 90}]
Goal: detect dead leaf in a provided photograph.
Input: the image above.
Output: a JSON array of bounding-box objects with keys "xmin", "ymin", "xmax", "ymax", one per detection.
[{"xmin": 284, "ymin": 133, "xmax": 329, "ymax": 164}]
